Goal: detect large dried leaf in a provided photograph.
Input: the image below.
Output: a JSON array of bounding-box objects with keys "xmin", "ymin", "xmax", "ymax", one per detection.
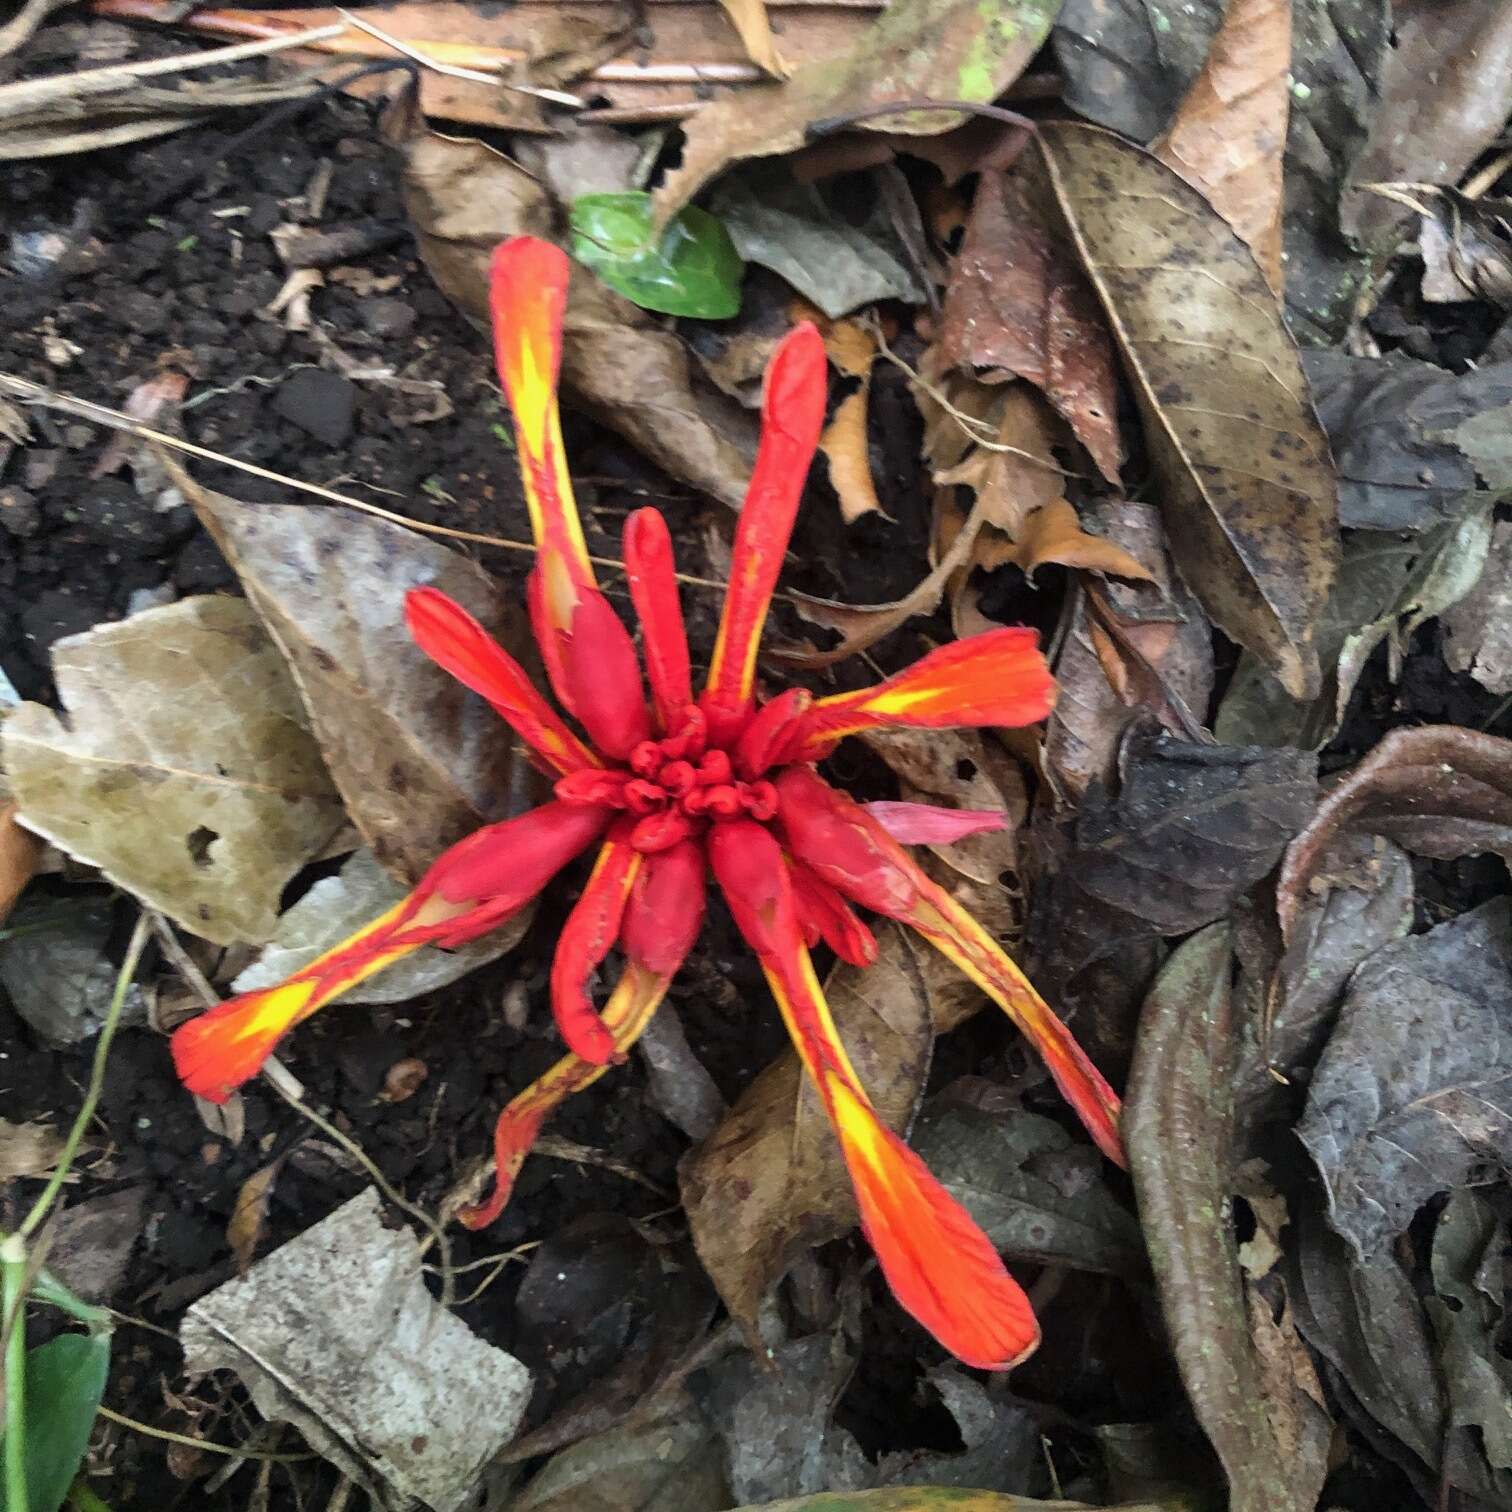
[
  {"xmin": 1150, "ymin": 0, "xmax": 1290, "ymax": 292},
  {"xmin": 652, "ymin": 0, "xmax": 1063, "ymax": 230},
  {"xmin": 1126, "ymin": 924, "xmax": 1326, "ymax": 1512},
  {"xmin": 390, "ymin": 95, "xmax": 754, "ymax": 508},
  {"xmin": 939, "ymin": 166, "xmax": 1122, "ymax": 483},
  {"xmin": 2, "ymin": 597, "xmax": 342, "ymax": 945},
  {"xmin": 1036, "ymin": 122, "xmax": 1338, "ymax": 699},
  {"xmin": 913, "ymin": 1102, "xmax": 1144, "ymax": 1274},
  {"xmin": 731, "ymin": 1495, "xmax": 1194, "ymax": 1512},
  {"xmin": 1302, "ymin": 351, "xmax": 1512, "ymax": 532},
  {"xmin": 1051, "ymin": 0, "xmax": 1391, "ymax": 342},
  {"xmin": 1297, "ymin": 898, "xmax": 1512, "ymax": 1261},
  {"xmin": 182, "ymin": 483, "xmax": 528, "ymax": 885},
  {"xmin": 1276, "ymin": 726, "xmax": 1512, "ymax": 940}
]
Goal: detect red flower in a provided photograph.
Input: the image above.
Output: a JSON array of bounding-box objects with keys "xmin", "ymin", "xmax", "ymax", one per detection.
[{"xmin": 172, "ymin": 237, "xmax": 1123, "ymax": 1371}]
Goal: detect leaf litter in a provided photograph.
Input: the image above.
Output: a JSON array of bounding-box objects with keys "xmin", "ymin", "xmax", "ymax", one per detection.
[{"xmin": 11, "ymin": 1, "xmax": 1512, "ymax": 1507}]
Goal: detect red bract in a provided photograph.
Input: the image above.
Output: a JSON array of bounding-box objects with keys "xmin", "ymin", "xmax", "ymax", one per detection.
[{"xmin": 172, "ymin": 237, "xmax": 1124, "ymax": 1371}]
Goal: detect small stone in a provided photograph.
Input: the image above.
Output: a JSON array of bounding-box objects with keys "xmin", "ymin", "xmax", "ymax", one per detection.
[
  {"xmin": 274, "ymin": 367, "xmax": 355, "ymax": 447},
  {"xmin": 83, "ymin": 482, "xmax": 194, "ymax": 557},
  {"xmin": 0, "ymin": 487, "xmax": 40, "ymax": 537},
  {"xmin": 116, "ymin": 289, "xmax": 167, "ymax": 336},
  {"xmin": 358, "ymin": 297, "xmax": 416, "ymax": 340},
  {"xmin": 62, "ymin": 422, "xmax": 96, "ymax": 450},
  {"xmin": 21, "ymin": 449, "xmax": 59, "ymax": 490}
]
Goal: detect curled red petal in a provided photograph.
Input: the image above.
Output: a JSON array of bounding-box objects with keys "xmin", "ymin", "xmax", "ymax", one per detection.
[
  {"xmin": 862, "ymin": 801, "xmax": 1008, "ymax": 846},
  {"xmin": 776, "ymin": 767, "xmax": 1123, "ymax": 1166},
  {"xmin": 623, "ymin": 508, "xmax": 693, "ymax": 732},
  {"xmin": 173, "ymin": 801, "xmax": 611, "ymax": 1102},
  {"xmin": 619, "ymin": 839, "xmax": 706, "ymax": 977},
  {"xmin": 459, "ymin": 961, "xmax": 671, "ymax": 1229},
  {"xmin": 790, "ymin": 862, "xmax": 877, "ymax": 968},
  {"xmin": 559, "ymin": 586, "xmax": 652, "ymax": 760},
  {"xmin": 490, "ymin": 240, "xmax": 596, "ymax": 639},
  {"xmin": 404, "ymin": 587, "xmax": 599, "ymax": 776},
  {"xmin": 551, "ymin": 824, "xmax": 642, "ymax": 1064},
  {"xmin": 781, "ymin": 628, "xmax": 1055, "ymax": 763},
  {"xmin": 702, "ymin": 323, "xmax": 827, "ymax": 744},
  {"xmin": 733, "ymin": 687, "xmax": 813, "ymax": 780}
]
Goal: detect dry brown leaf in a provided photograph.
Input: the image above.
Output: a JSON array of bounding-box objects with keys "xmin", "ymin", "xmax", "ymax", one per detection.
[
  {"xmin": 228, "ymin": 1155, "xmax": 285, "ymax": 1274},
  {"xmin": 652, "ymin": 0, "xmax": 1060, "ymax": 231},
  {"xmin": 939, "ymin": 167, "xmax": 1123, "ymax": 483},
  {"xmin": 819, "ymin": 320, "xmax": 883, "ymax": 524},
  {"xmin": 1045, "ymin": 502, "xmax": 1215, "ymax": 800},
  {"xmin": 0, "ymin": 1117, "xmax": 66, "ymax": 1181},
  {"xmin": 390, "ymin": 92, "xmax": 755, "ymax": 509},
  {"xmin": 1277, "ymin": 725, "xmax": 1512, "ymax": 941},
  {"xmin": 1037, "ymin": 122, "xmax": 1339, "ymax": 701},
  {"xmin": 1003, "ymin": 499, "xmax": 1154, "ymax": 580},
  {"xmin": 176, "ymin": 469, "xmax": 533, "ymax": 886},
  {"xmin": 0, "ymin": 800, "xmax": 43, "ymax": 927},
  {"xmin": 2, "ymin": 597, "xmax": 343, "ymax": 945},
  {"xmin": 1151, "ymin": 0, "xmax": 1292, "ymax": 293},
  {"xmin": 716, "ymin": 0, "xmax": 789, "ymax": 78}
]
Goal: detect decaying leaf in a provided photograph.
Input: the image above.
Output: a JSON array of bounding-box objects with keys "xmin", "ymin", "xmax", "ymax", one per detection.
[
  {"xmin": 1277, "ymin": 725, "xmax": 1512, "ymax": 939},
  {"xmin": 182, "ymin": 1188, "xmax": 532, "ymax": 1512},
  {"xmin": 680, "ymin": 921, "xmax": 935, "ymax": 1343},
  {"xmin": 391, "ymin": 94, "xmax": 755, "ymax": 508},
  {"xmin": 1036, "ymin": 122, "xmax": 1339, "ymax": 699},
  {"xmin": 730, "ymin": 1494, "xmax": 1193, "ymax": 1512},
  {"xmin": 1126, "ymin": 924, "xmax": 1324, "ymax": 1512},
  {"xmin": 716, "ymin": 0, "xmax": 789, "ymax": 78},
  {"xmin": 0, "ymin": 799, "xmax": 42, "ymax": 927},
  {"xmin": 1302, "ymin": 351, "xmax": 1512, "ymax": 532},
  {"xmin": 913, "ymin": 1101, "xmax": 1144, "ymax": 1274},
  {"xmin": 1297, "ymin": 898, "xmax": 1512, "ymax": 1261},
  {"xmin": 1414, "ymin": 188, "xmax": 1512, "ymax": 308},
  {"xmin": 711, "ymin": 166, "xmax": 926, "ymax": 320},
  {"xmin": 180, "ymin": 479, "xmax": 529, "ymax": 885},
  {"xmin": 1045, "ymin": 501, "xmax": 1214, "ymax": 799},
  {"xmin": 819, "ymin": 319, "xmax": 885, "ymax": 524},
  {"xmin": 1151, "ymin": 0, "xmax": 1291, "ymax": 292},
  {"xmin": 231, "ymin": 848, "xmax": 520, "ymax": 1005},
  {"xmin": 0, "ymin": 1117, "xmax": 66, "ymax": 1181},
  {"xmin": 653, "ymin": 0, "xmax": 1062, "ymax": 230},
  {"xmin": 1444, "ymin": 519, "xmax": 1512, "ymax": 694},
  {"xmin": 511, "ymin": 1390, "xmax": 729, "ymax": 1512},
  {"xmin": 227, "ymin": 1155, "xmax": 285, "ymax": 1274},
  {"xmin": 999, "ymin": 500, "xmax": 1152, "ymax": 581},
  {"xmin": 939, "ymin": 166, "xmax": 1122, "ymax": 483},
  {"xmin": 2, "ymin": 597, "xmax": 342, "ymax": 945}
]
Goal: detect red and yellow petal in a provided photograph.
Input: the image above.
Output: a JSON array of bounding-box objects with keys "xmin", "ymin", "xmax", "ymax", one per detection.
[
  {"xmin": 774, "ymin": 767, "xmax": 1124, "ymax": 1167},
  {"xmin": 173, "ymin": 802, "xmax": 612, "ymax": 1103},
  {"xmin": 551, "ymin": 823, "xmax": 643, "ymax": 1064},
  {"xmin": 781, "ymin": 628, "xmax": 1055, "ymax": 763},
  {"xmin": 623, "ymin": 508, "xmax": 693, "ymax": 733},
  {"xmin": 702, "ymin": 324, "xmax": 827, "ymax": 743},
  {"xmin": 709, "ymin": 820, "xmax": 1040, "ymax": 1370},
  {"xmin": 490, "ymin": 239, "xmax": 596, "ymax": 659},
  {"xmin": 557, "ymin": 586, "xmax": 652, "ymax": 761},
  {"xmin": 790, "ymin": 862, "xmax": 877, "ymax": 968},
  {"xmin": 458, "ymin": 960, "xmax": 673, "ymax": 1229},
  {"xmin": 404, "ymin": 587, "xmax": 600, "ymax": 776}
]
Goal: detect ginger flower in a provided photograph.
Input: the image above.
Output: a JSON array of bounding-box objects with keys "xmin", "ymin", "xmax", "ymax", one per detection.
[{"xmin": 172, "ymin": 238, "xmax": 1122, "ymax": 1369}]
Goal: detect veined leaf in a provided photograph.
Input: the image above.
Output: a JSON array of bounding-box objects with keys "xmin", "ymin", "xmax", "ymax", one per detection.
[{"xmin": 7, "ymin": 1330, "xmax": 111, "ymax": 1512}]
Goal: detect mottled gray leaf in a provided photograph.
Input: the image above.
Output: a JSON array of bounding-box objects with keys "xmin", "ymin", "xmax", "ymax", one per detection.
[
  {"xmin": 912, "ymin": 1102, "xmax": 1144, "ymax": 1274},
  {"xmin": 1444, "ymin": 519, "xmax": 1512, "ymax": 695},
  {"xmin": 1299, "ymin": 898, "xmax": 1512, "ymax": 1259}
]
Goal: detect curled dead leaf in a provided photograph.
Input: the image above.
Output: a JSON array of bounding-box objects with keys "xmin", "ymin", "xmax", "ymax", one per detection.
[
  {"xmin": 0, "ymin": 800, "xmax": 43, "ymax": 927},
  {"xmin": 819, "ymin": 319, "xmax": 884, "ymax": 524},
  {"xmin": 228, "ymin": 1155, "xmax": 286, "ymax": 1273},
  {"xmin": 1001, "ymin": 499, "xmax": 1154, "ymax": 581}
]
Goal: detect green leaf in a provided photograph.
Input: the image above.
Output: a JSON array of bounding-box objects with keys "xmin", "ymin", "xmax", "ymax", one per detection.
[
  {"xmin": 3, "ymin": 1331, "xmax": 111, "ymax": 1512},
  {"xmin": 570, "ymin": 192, "xmax": 743, "ymax": 318}
]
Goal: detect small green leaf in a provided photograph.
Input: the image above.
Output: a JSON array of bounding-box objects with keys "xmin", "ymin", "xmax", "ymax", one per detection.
[
  {"xmin": 3, "ymin": 1331, "xmax": 111, "ymax": 1512},
  {"xmin": 570, "ymin": 192, "xmax": 743, "ymax": 319}
]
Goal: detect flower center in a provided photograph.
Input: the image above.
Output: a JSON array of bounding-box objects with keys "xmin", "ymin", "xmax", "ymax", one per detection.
[{"xmin": 553, "ymin": 706, "xmax": 778, "ymax": 852}]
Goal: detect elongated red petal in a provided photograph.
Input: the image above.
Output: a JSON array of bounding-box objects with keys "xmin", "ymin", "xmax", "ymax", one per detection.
[
  {"xmin": 702, "ymin": 324, "xmax": 827, "ymax": 743},
  {"xmin": 491, "ymin": 238, "xmax": 596, "ymax": 690},
  {"xmin": 551, "ymin": 823, "xmax": 642, "ymax": 1064},
  {"xmin": 173, "ymin": 801, "xmax": 611, "ymax": 1102},
  {"xmin": 774, "ymin": 767, "xmax": 1124, "ymax": 1166},
  {"xmin": 618, "ymin": 837, "xmax": 706, "ymax": 976},
  {"xmin": 863, "ymin": 801, "xmax": 1008, "ymax": 846},
  {"xmin": 708, "ymin": 820, "xmax": 1039, "ymax": 1370},
  {"xmin": 459, "ymin": 960, "xmax": 672, "ymax": 1229},
  {"xmin": 623, "ymin": 508, "xmax": 693, "ymax": 733},
  {"xmin": 733, "ymin": 687, "xmax": 812, "ymax": 780},
  {"xmin": 404, "ymin": 587, "xmax": 600, "ymax": 776},
  {"xmin": 781, "ymin": 629, "xmax": 1055, "ymax": 763},
  {"xmin": 791, "ymin": 862, "xmax": 877, "ymax": 968},
  {"xmin": 558, "ymin": 585, "xmax": 652, "ymax": 760}
]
